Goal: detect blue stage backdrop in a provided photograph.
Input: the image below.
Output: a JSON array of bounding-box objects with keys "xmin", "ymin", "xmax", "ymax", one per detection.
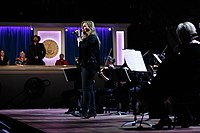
[
  {"xmin": 0, "ymin": 26, "xmax": 33, "ymax": 65},
  {"xmin": 0, "ymin": 26, "xmax": 113, "ymax": 65},
  {"xmin": 65, "ymin": 27, "xmax": 113, "ymax": 65}
]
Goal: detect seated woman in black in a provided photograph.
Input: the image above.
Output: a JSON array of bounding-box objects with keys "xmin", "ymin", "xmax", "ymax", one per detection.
[{"xmin": 0, "ymin": 49, "xmax": 9, "ymax": 65}]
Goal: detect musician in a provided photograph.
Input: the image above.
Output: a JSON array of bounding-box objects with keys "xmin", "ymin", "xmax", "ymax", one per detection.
[
  {"xmin": 172, "ymin": 22, "xmax": 200, "ymax": 127},
  {"xmin": 99, "ymin": 56, "xmax": 115, "ymax": 82},
  {"xmin": 99, "ymin": 56, "xmax": 130, "ymax": 113},
  {"xmin": 141, "ymin": 21, "xmax": 200, "ymax": 129},
  {"xmin": 76, "ymin": 20, "xmax": 101, "ymax": 119}
]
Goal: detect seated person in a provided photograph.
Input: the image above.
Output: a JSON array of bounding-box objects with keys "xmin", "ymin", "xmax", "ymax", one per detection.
[
  {"xmin": 15, "ymin": 51, "xmax": 28, "ymax": 65},
  {"xmin": 99, "ymin": 56, "xmax": 115, "ymax": 81},
  {"xmin": 55, "ymin": 53, "xmax": 69, "ymax": 65},
  {"xmin": 62, "ymin": 88, "xmax": 82, "ymax": 115},
  {"xmin": 99, "ymin": 56, "xmax": 130, "ymax": 113},
  {"xmin": 139, "ymin": 22, "xmax": 200, "ymax": 129},
  {"xmin": 0, "ymin": 49, "xmax": 9, "ymax": 65}
]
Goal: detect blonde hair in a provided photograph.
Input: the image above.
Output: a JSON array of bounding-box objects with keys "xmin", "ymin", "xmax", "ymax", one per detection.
[
  {"xmin": 81, "ymin": 20, "xmax": 101, "ymax": 45},
  {"xmin": 81, "ymin": 21, "xmax": 95, "ymax": 34}
]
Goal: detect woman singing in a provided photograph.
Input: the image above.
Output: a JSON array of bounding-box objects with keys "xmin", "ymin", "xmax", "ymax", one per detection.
[{"xmin": 76, "ymin": 20, "xmax": 101, "ymax": 119}]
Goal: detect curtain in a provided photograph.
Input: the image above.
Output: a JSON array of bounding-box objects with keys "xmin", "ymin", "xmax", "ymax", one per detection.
[
  {"xmin": 65, "ymin": 27, "xmax": 113, "ymax": 65},
  {"xmin": 0, "ymin": 26, "xmax": 33, "ymax": 65},
  {"xmin": 0, "ymin": 26, "xmax": 112, "ymax": 65}
]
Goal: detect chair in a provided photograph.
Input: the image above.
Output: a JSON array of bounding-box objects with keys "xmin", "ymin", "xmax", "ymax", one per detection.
[{"xmin": 104, "ymin": 88, "xmax": 119, "ymax": 114}]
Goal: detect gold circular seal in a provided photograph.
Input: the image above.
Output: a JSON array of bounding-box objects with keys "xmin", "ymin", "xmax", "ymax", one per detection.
[{"xmin": 43, "ymin": 39, "xmax": 59, "ymax": 58}]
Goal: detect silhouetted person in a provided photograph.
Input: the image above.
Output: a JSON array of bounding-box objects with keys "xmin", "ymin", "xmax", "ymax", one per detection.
[
  {"xmin": 28, "ymin": 35, "xmax": 46, "ymax": 65},
  {"xmin": 0, "ymin": 49, "xmax": 9, "ymax": 65},
  {"xmin": 99, "ymin": 56, "xmax": 131, "ymax": 113},
  {"xmin": 141, "ymin": 21, "xmax": 200, "ymax": 129}
]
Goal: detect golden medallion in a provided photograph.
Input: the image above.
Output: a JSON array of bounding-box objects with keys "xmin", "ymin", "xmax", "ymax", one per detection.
[{"xmin": 43, "ymin": 39, "xmax": 59, "ymax": 58}]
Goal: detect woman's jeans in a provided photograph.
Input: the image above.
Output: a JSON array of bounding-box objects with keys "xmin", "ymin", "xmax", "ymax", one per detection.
[{"xmin": 81, "ymin": 66, "xmax": 97, "ymax": 116}]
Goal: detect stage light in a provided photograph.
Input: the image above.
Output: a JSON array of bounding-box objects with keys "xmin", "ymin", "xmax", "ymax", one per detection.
[{"xmin": 116, "ymin": 31, "xmax": 124, "ymax": 65}]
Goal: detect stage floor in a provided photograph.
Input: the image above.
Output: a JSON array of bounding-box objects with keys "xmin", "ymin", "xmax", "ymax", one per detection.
[{"xmin": 0, "ymin": 108, "xmax": 200, "ymax": 133}]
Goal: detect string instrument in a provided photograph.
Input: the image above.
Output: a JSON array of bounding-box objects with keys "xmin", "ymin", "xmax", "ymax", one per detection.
[{"xmin": 99, "ymin": 48, "xmax": 113, "ymax": 81}]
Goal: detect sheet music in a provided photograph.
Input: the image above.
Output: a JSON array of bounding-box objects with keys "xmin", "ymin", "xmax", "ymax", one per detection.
[{"xmin": 122, "ymin": 49, "xmax": 147, "ymax": 72}]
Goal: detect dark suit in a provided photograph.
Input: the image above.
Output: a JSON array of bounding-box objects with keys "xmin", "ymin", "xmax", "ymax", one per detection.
[{"xmin": 28, "ymin": 43, "xmax": 46, "ymax": 65}]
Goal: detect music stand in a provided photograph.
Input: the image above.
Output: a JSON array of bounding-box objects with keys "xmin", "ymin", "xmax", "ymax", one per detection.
[
  {"xmin": 120, "ymin": 49, "xmax": 152, "ymax": 129},
  {"xmin": 102, "ymin": 68, "xmax": 131, "ymax": 115},
  {"xmin": 106, "ymin": 68, "xmax": 131, "ymax": 82},
  {"xmin": 63, "ymin": 68, "xmax": 82, "ymax": 116}
]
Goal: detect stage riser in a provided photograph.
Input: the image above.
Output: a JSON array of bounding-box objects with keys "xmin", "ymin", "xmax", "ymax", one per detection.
[
  {"xmin": 0, "ymin": 66, "xmax": 105, "ymax": 109},
  {"xmin": 0, "ymin": 68, "xmax": 74, "ymax": 109}
]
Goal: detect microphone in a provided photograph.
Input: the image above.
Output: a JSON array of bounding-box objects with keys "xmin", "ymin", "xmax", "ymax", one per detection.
[{"xmin": 72, "ymin": 29, "xmax": 82, "ymax": 37}]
